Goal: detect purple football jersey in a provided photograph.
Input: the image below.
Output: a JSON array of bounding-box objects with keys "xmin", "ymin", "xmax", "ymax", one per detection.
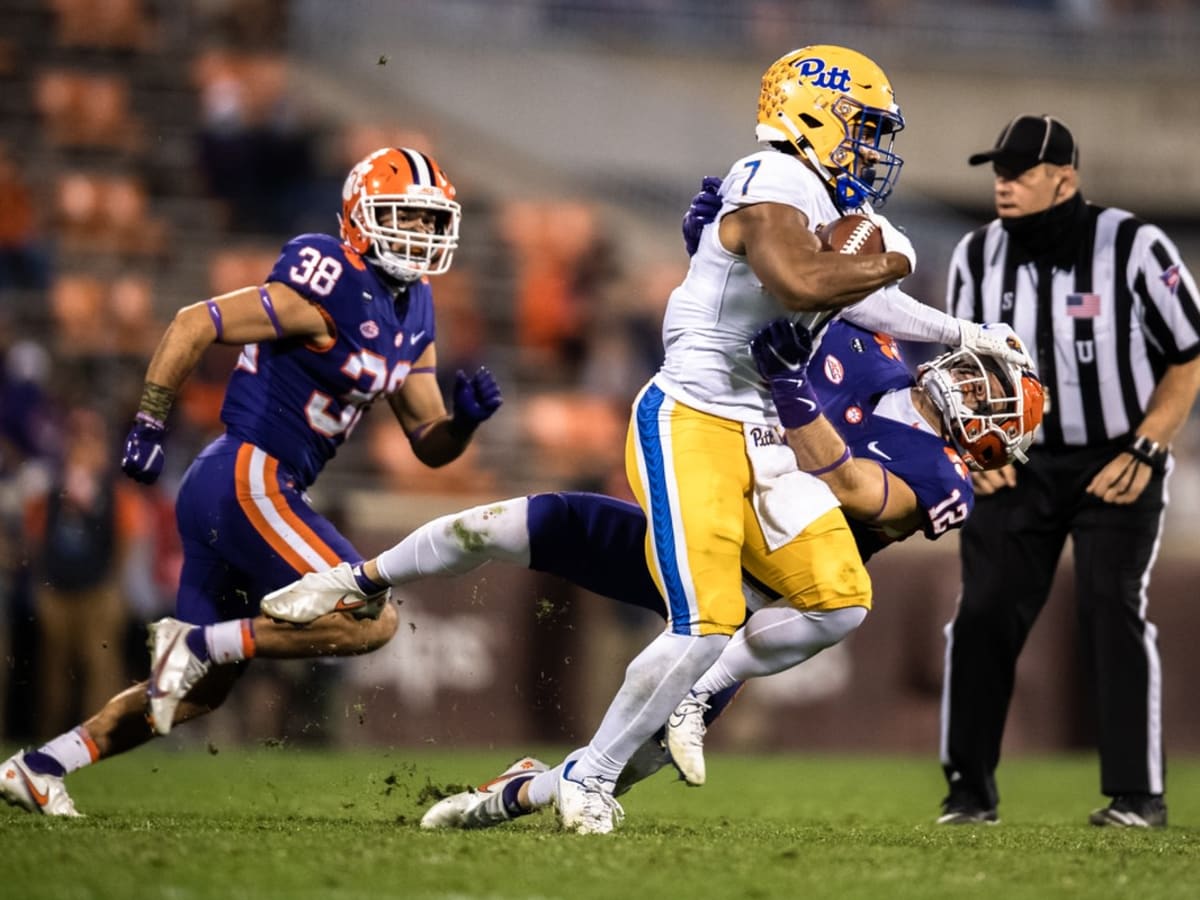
[{"xmin": 220, "ymin": 234, "xmax": 435, "ymax": 488}]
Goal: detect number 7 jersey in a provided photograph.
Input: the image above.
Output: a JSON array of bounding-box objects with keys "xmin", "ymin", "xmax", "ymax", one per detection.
[{"xmin": 220, "ymin": 233, "xmax": 435, "ymax": 489}]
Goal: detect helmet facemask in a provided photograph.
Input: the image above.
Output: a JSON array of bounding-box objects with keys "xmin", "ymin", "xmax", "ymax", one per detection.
[
  {"xmin": 919, "ymin": 347, "xmax": 1043, "ymax": 472},
  {"xmin": 349, "ymin": 192, "xmax": 460, "ymax": 283}
]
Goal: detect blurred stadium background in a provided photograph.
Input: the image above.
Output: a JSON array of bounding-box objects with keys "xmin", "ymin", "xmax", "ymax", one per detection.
[{"xmin": 1, "ymin": 0, "xmax": 1198, "ymax": 761}]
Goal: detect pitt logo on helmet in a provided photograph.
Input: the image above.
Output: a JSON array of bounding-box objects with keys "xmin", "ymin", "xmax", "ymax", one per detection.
[{"xmin": 792, "ymin": 57, "xmax": 852, "ymax": 92}]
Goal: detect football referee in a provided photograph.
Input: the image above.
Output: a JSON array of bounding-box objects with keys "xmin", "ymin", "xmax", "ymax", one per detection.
[{"xmin": 936, "ymin": 115, "xmax": 1200, "ymax": 828}]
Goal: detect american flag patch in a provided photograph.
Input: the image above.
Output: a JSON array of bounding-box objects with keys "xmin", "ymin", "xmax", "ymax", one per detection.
[
  {"xmin": 1066, "ymin": 293, "xmax": 1101, "ymax": 318},
  {"xmin": 1160, "ymin": 264, "xmax": 1181, "ymax": 295}
]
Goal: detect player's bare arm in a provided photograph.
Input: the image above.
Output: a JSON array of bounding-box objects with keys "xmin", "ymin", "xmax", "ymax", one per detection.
[
  {"xmin": 721, "ymin": 201, "xmax": 910, "ymax": 311},
  {"xmin": 782, "ymin": 412, "xmax": 921, "ymax": 528},
  {"xmin": 387, "ymin": 343, "xmax": 502, "ymax": 467},
  {"xmin": 142, "ymin": 281, "xmax": 331, "ymax": 397}
]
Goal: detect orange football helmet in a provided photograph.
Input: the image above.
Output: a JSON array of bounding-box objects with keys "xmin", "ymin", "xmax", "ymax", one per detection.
[
  {"xmin": 919, "ymin": 347, "xmax": 1045, "ymax": 471},
  {"xmin": 339, "ymin": 147, "xmax": 461, "ymax": 282}
]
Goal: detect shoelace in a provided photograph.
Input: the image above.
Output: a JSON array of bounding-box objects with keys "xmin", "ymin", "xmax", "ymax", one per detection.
[
  {"xmin": 580, "ymin": 777, "xmax": 624, "ymax": 826},
  {"xmin": 675, "ymin": 694, "xmax": 710, "ymax": 737}
]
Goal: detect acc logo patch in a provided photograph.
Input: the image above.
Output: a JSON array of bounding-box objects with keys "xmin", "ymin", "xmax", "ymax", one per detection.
[
  {"xmin": 359, "ymin": 320, "xmax": 380, "ymax": 339},
  {"xmin": 824, "ymin": 355, "xmax": 845, "ymax": 384},
  {"xmin": 844, "ymin": 405, "xmax": 863, "ymax": 425}
]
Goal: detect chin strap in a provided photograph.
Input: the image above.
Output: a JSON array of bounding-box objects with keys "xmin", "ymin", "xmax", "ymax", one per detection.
[{"xmin": 776, "ymin": 113, "xmax": 867, "ymax": 213}]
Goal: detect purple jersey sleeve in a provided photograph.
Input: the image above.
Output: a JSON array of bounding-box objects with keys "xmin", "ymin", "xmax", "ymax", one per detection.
[{"xmin": 219, "ymin": 234, "xmax": 437, "ymax": 487}]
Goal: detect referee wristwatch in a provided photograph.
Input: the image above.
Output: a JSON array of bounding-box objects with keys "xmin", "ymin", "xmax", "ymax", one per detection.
[{"xmin": 1128, "ymin": 434, "xmax": 1169, "ymax": 475}]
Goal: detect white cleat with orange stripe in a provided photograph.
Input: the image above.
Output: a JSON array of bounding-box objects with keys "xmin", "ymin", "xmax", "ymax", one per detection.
[
  {"xmin": 147, "ymin": 617, "xmax": 211, "ymax": 736},
  {"xmin": 420, "ymin": 757, "xmax": 548, "ymax": 829},
  {"xmin": 261, "ymin": 562, "xmax": 390, "ymax": 624},
  {"xmin": 0, "ymin": 751, "xmax": 81, "ymax": 817}
]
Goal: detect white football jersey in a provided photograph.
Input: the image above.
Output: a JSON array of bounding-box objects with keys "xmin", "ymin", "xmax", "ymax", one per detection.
[{"xmin": 655, "ymin": 149, "xmax": 843, "ymax": 424}]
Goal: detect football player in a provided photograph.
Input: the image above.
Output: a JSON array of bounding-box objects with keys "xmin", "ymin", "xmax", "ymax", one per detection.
[
  {"xmin": 0, "ymin": 147, "xmax": 502, "ymax": 817},
  {"xmin": 266, "ymin": 313, "xmax": 1043, "ymax": 830},
  {"xmin": 542, "ymin": 43, "xmax": 1036, "ymax": 833}
]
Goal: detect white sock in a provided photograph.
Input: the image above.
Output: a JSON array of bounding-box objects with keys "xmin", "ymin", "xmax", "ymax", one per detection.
[
  {"xmin": 36, "ymin": 727, "xmax": 98, "ymax": 774},
  {"xmin": 526, "ymin": 749, "xmax": 584, "ymax": 810},
  {"xmin": 204, "ymin": 619, "xmax": 255, "ymax": 664},
  {"xmin": 572, "ymin": 631, "xmax": 729, "ymax": 784},
  {"xmin": 693, "ymin": 604, "xmax": 867, "ymax": 694},
  {"xmin": 375, "ymin": 497, "xmax": 531, "ymax": 583}
]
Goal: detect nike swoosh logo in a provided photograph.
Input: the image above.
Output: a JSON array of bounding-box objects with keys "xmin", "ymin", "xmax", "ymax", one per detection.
[
  {"xmin": 867, "ymin": 441, "xmax": 892, "ymax": 460},
  {"xmin": 19, "ymin": 768, "xmax": 50, "ymax": 808},
  {"xmin": 410, "ymin": 331, "xmax": 425, "ymax": 345},
  {"xmin": 148, "ymin": 629, "xmax": 184, "ymax": 699},
  {"xmin": 334, "ymin": 595, "xmax": 366, "ymax": 611}
]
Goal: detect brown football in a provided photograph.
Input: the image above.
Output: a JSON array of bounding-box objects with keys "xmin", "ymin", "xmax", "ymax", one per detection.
[{"xmin": 816, "ymin": 214, "xmax": 885, "ymax": 255}]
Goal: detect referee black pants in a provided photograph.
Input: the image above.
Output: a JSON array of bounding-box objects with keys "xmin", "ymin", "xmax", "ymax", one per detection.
[{"xmin": 940, "ymin": 443, "xmax": 1167, "ymax": 811}]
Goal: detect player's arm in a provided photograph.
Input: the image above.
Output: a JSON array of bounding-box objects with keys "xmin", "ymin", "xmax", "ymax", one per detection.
[
  {"xmin": 386, "ymin": 343, "xmax": 502, "ymax": 468},
  {"xmin": 721, "ymin": 202, "xmax": 910, "ymax": 312},
  {"xmin": 750, "ymin": 318, "xmax": 920, "ymax": 528},
  {"xmin": 143, "ymin": 282, "xmax": 330, "ymax": 394},
  {"xmin": 781, "ymin": 412, "xmax": 921, "ymax": 529},
  {"xmin": 122, "ymin": 281, "xmax": 332, "ymax": 484}
]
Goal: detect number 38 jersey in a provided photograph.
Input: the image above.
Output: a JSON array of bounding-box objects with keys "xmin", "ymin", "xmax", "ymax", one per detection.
[
  {"xmin": 810, "ymin": 318, "xmax": 975, "ymax": 559},
  {"xmin": 220, "ymin": 233, "xmax": 435, "ymax": 489}
]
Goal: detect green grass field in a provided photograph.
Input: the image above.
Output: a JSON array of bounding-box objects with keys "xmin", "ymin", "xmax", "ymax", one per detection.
[{"xmin": 1, "ymin": 746, "xmax": 1197, "ymax": 899}]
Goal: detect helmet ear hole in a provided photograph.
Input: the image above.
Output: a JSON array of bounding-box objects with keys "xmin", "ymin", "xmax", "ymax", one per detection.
[{"xmin": 799, "ymin": 113, "xmax": 823, "ymax": 129}]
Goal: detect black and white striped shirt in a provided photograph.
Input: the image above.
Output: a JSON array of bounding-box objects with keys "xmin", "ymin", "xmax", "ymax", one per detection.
[{"xmin": 946, "ymin": 205, "xmax": 1200, "ymax": 448}]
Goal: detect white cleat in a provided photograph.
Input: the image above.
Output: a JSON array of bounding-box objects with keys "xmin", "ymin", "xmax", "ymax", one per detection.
[
  {"xmin": 0, "ymin": 751, "xmax": 81, "ymax": 817},
  {"xmin": 666, "ymin": 690, "xmax": 711, "ymax": 786},
  {"xmin": 420, "ymin": 756, "xmax": 547, "ymax": 830},
  {"xmin": 260, "ymin": 562, "xmax": 390, "ymax": 624},
  {"xmin": 555, "ymin": 761, "xmax": 624, "ymax": 835},
  {"xmin": 147, "ymin": 617, "xmax": 211, "ymax": 736}
]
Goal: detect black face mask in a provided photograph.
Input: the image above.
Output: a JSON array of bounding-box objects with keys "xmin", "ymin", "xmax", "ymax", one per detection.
[{"xmin": 1001, "ymin": 192, "xmax": 1088, "ymax": 267}]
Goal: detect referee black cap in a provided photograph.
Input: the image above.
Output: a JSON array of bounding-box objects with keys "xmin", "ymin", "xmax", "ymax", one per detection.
[{"xmin": 969, "ymin": 115, "xmax": 1078, "ymax": 173}]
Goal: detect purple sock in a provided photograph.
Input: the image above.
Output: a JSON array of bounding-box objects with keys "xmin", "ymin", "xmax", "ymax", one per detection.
[
  {"xmin": 502, "ymin": 776, "xmax": 534, "ymax": 818},
  {"xmin": 22, "ymin": 750, "xmax": 66, "ymax": 778},
  {"xmin": 352, "ymin": 563, "xmax": 388, "ymax": 596},
  {"xmin": 185, "ymin": 626, "xmax": 211, "ymax": 662}
]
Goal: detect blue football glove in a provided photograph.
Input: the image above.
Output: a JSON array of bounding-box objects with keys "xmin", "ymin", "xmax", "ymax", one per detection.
[
  {"xmin": 682, "ymin": 176, "xmax": 723, "ymax": 257},
  {"xmin": 121, "ymin": 412, "xmax": 167, "ymax": 484},
  {"xmin": 450, "ymin": 367, "xmax": 503, "ymax": 436},
  {"xmin": 749, "ymin": 319, "xmax": 821, "ymax": 429}
]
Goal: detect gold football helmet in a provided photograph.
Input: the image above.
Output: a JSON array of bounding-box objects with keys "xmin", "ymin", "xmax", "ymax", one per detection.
[
  {"xmin": 339, "ymin": 147, "xmax": 461, "ymax": 282},
  {"xmin": 756, "ymin": 45, "xmax": 904, "ymax": 210}
]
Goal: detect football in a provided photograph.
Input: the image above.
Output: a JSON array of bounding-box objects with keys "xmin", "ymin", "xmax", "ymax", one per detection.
[{"xmin": 816, "ymin": 214, "xmax": 885, "ymax": 255}]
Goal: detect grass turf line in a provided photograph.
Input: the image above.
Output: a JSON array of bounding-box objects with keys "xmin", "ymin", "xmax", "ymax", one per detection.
[{"xmin": 1, "ymin": 747, "xmax": 1197, "ymax": 900}]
